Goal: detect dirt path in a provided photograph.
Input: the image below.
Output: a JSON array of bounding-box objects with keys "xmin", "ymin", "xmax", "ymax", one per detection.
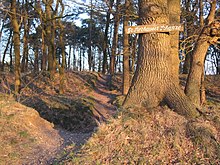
[
  {"xmin": 88, "ymin": 74, "xmax": 119, "ymax": 122},
  {"xmin": 48, "ymin": 74, "xmax": 120, "ymax": 163}
]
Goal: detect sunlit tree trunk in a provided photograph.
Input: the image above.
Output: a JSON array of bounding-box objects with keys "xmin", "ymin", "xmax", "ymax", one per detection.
[
  {"xmin": 44, "ymin": 0, "xmax": 56, "ymax": 78},
  {"xmin": 11, "ymin": 0, "xmax": 21, "ymax": 95},
  {"xmin": 9, "ymin": 38, "xmax": 13, "ymax": 72},
  {"xmin": 58, "ymin": 0, "xmax": 65, "ymax": 94},
  {"xmin": 36, "ymin": 0, "xmax": 47, "ymax": 71},
  {"xmin": 168, "ymin": 0, "xmax": 180, "ymax": 77},
  {"xmin": 102, "ymin": 0, "xmax": 113, "ymax": 74},
  {"xmin": 123, "ymin": 0, "xmax": 200, "ymax": 119},
  {"xmin": 122, "ymin": 0, "xmax": 130, "ymax": 95},
  {"xmin": 110, "ymin": 0, "xmax": 120, "ymax": 75},
  {"xmin": 130, "ymin": 35, "xmax": 138, "ymax": 74},
  {"xmin": 182, "ymin": 0, "xmax": 193, "ymax": 74},
  {"xmin": 21, "ymin": 4, "xmax": 30, "ymax": 73},
  {"xmin": 185, "ymin": 0, "xmax": 217, "ymax": 106}
]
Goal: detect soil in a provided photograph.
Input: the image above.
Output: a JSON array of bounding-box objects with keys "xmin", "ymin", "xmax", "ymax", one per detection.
[
  {"xmin": 0, "ymin": 71, "xmax": 120, "ymax": 164},
  {"xmin": 0, "ymin": 72, "xmax": 219, "ymax": 164}
]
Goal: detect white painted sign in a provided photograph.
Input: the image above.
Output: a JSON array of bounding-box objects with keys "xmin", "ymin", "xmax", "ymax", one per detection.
[{"xmin": 125, "ymin": 24, "xmax": 184, "ymax": 34}]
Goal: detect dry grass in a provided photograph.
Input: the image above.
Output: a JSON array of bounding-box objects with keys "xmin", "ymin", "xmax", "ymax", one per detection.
[
  {"xmin": 0, "ymin": 72, "xmax": 219, "ymax": 164},
  {"xmin": 69, "ymin": 105, "xmax": 220, "ymax": 164},
  {"xmin": 0, "ymin": 95, "xmax": 62, "ymax": 164}
]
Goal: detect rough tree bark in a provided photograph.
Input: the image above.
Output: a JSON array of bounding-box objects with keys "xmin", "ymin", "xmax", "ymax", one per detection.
[
  {"xmin": 123, "ymin": 0, "xmax": 200, "ymax": 119},
  {"xmin": 168, "ymin": 0, "xmax": 180, "ymax": 77},
  {"xmin": 185, "ymin": 0, "xmax": 217, "ymax": 106}
]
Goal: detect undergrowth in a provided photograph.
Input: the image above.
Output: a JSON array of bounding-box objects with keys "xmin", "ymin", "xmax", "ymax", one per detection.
[{"xmin": 70, "ymin": 106, "xmax": 220, "ymax": 164}]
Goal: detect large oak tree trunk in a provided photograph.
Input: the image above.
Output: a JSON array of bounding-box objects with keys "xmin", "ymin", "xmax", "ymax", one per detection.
[
  {"xmin": 168, "ymin": 0, "xmax": 180, "ymax": 77},
  {"xmin": 123, "ymin": 0, "xmax": 200, "ymax": 119}
]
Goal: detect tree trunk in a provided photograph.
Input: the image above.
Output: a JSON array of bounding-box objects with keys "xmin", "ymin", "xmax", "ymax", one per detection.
[
  {"xmin": 110, "ymin": 0, "xmax": 120, "ymax": 75},
  {"xmin": 168, "ymin": 0, "xmax": 180, "ymax": 77},
  {"xmin": 122, "ymin": 0, "xmax": 130, "ymax": 95},
  {"xmin": 123, "ymin": 0, "xmax": 200, "ymax": 119},
  {"xmin": 185, "ymin": 0, "xmax": 217, "ymax": 106},
  {"xmin": 182, "ymin": 0, "xmax": 193, "ymax": 74},
  {"xmin": 45, "ymin": 0, "xmax": 56, "ymax": 78},
  {"xmin": 9, "ymin": 38, "xmax": 13, "ymax": 72},
  {"xmin": 68, "ymin": 45, "xmax": 71, "ymax": 70},
  {"xmin": 185, "ymin": 38, "xmax": 210, "ymax": 106},
  {"xmin": 21, "ymin": 2, "xmax": 29, "ymax": 73},
  {"xmin": 34, "ymin": 44, "xmax": 39, "ymax": 72},
  {"xmin": 130, "ymin": 35, "xmax": 138, "ymax": 74},
  {"xmin": 1, "ymin": 30, "xmax": 12, "ymax": 72},
  {"xmin": 102, "ymin": 0, "xmax": 113, "ymax": 74},
  {"xmin": 11, "ymin": 0, "xmax": 21, "ymax": 95}
]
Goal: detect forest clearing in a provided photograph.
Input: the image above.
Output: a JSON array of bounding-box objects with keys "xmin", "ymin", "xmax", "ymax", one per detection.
[{"xmin": 0, "ymin": 0, "xmax": 220, "ymax": 164}]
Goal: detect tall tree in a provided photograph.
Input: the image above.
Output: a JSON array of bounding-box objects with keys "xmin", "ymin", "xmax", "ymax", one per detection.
[
  {"xmin": 185, "ymin": 0, "xmax": 218, "ymax": 106},
  {"xmin": 21, "ymin": 0, "xmax": 30, "ymax": 73},
  {"xmin": 102, "ymin": 0, "xmax": 113, "ymax": 74},
  {"xmin": 123, "ymin": 0, "xmax": 200, "ymax": 119},
  {"xmin": 110, "ymin": 0, "xmax": 121, "ymax": 75},
  {"xmin": 122, "ymin": 0, "xmax": 130, "ymax": 95},
  {"xmin": 10, "ymin": 0, "xmax": 21, "ymax": 96}
]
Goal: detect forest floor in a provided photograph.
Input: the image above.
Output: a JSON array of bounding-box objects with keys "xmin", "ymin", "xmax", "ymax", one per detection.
[
  {"xmin": 0, "ymin": 71, "xmax": 121, "ymax": 164},
  {"xmin": 0, "ymin": 72, "xmax": 219, "ymax": 164}
]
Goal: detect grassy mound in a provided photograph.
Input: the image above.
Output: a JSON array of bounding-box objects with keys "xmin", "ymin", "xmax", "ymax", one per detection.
[
  {"xmin": 0, "ymin": 95, "xmax": 61, "ymax": 164},
  {"xmin": 6, "ymin": 71, "xmax": 100, "ymax": 132},
  {"xmin": 70, "ymin": 106, "xmax": 220, "ymax": 164}
]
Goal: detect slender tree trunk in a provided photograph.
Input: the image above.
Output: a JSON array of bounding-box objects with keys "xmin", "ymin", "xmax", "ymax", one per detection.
[
  {"xmin": 122, "ymin": 0, "xmax": 130, "ymax": 95},
  {"xmin": 44, "ymin": 0, "xmax": 56, "ymax": 78},
  {"xmin": 37, "ymin": 1, "xmax": 47, "ymax": 71},
  {"xmin": 182, "ymin": 0, "xmax": 192, "ymax": 74},
  {"xmin": 98, "ymin": 49, "xmax": 102, "ymax": 72},
  {"xmin": 1, "ymin": 30, "xmax": 12, "ymax": 71},
  {"xmin": 110, "ymin": 0, "xmax": 120, "ymax": 75},
  {"xmin": 88, "ymin": 0, "xmax": 93, "ymax": 71},
  {"xmin": 102, "ymin": 0, "xmax": 113, "ymax": 74},
  {"xmin": 79, "ymin": 47, "xmax": 82, "ymax": 71},
  {"xmin": 123, "ymin": 0, "xmax": 200, "ymax": 119},
  {"xmin": 34, "ymin": 44, "xmax": 39, "ymax": 72},
  {"xmin": 9, "ymin": 38, "xmax": 13, "ymax": 72},
  {"xmin": 131, "ymin": 35, "xmax": 138, "ymax": 74},
  {"xmin": 21, "ymin": 8, "xmax": 29, "ymax": 73},
  {"xmin": 51, "ymin": 18, "xmax": 56, "ymax": 77},
  {"xmin": 73, "ymin": 47, "xmax": 76, "ymax": 70},
  {"xmin": 68, "ymin": 45, "xmax": 71, "ymax": 70},
  {"xmin": 83, "ymin": 48, "xmax": 85, "ymax": 70},
  {"xmin": 11, "ymin": 0, "xmax": 21, "ymax": 95},
  {"xmin": 185, "ymin": 0, "xmax": 217, "ymax": 106},
  {"xmin": 59, "ymin": 31, "xmax": 65, "ymax": 94}
]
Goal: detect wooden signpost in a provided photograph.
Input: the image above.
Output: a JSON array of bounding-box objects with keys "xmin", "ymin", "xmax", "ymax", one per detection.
[{"xmin": 125, "ymin": 24, "xmax": 184, "ymax": 34}]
